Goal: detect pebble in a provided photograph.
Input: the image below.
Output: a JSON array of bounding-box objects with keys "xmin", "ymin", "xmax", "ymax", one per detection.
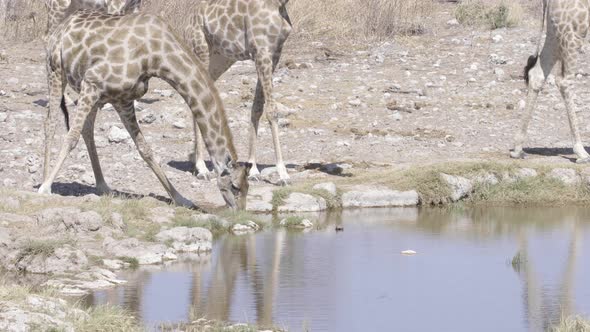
[{"xmin": 401, "ymin": 250, "xmax": 417, "ymax": 255}]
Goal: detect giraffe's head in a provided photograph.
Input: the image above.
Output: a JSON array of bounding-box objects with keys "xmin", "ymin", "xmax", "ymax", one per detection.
[{"xmin": 217, "ymin": 162, "xmax": 251, "ymax": 210}]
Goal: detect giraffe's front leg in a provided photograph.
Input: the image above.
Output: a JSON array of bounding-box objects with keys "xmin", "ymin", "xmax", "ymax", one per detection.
[
  {"xmin": 116, "ymin": 102, "xmax": 195, "ymax": 208},
  {"xmin": 191, "ymin": 115, "xmax": 212, "ymax": 180},
  {"xmin": 254, "ymin": 49, "xmax": 290, "ymax": 186},
  {"xmin": 247, "ymin": 82, "xmax": 264, "ymax": 182}
]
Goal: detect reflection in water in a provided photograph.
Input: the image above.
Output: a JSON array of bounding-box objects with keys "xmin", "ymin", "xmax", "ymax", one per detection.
[{"xmin": 88, "ymin": 207, "xmax": 590, "ymax": 331}]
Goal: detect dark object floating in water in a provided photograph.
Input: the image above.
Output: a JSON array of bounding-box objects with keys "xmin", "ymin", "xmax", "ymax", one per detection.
[{"xmin": 335, "ymin": 226, "xmax": 344, "ymax": 232}]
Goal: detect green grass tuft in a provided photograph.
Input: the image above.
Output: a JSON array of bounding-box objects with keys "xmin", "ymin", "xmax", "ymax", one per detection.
[
  {"xmin": 74, "ymin": 305, "xmax": 142, "ymax": 332},
  {"xmin": 117, "ymin": 256, "xmax": 139, "ymax": 269}
]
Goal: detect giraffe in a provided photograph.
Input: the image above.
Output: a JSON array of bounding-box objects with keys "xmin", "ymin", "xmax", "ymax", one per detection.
[
  {"xmin": 40, "ymin": 10, "xmax": 250, "ymax": 209},
  {"xmin": 185, "ymin": 0, "xmax": 292, "ymax": 185},
  {"xmin": 44, "ymin": 0, "xmax": 141, "ymax": 34},
  {"xmin": 510, "ymin": 0, "xmax": 590, "ymax": 162}
]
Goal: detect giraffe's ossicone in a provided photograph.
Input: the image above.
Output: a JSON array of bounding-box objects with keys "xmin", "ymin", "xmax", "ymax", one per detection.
[{"xmin": 41, "ymin": 11, "xmax": 250, "ymax": 210}]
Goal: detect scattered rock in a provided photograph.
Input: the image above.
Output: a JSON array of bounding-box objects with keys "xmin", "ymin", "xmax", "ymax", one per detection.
[
  {"xmin": 149, "ymin": 206, "xmax": 175, "ymax": 224},
  {"xmin": 440, "ymin": 173, "xmax": 473, "ymax": 202},
  {"xmin": 107, "ymin": 126, "xmax": 130, "ymax": 143},
  {"xmin": 280, "ymin": 218, "xmax": 313, "ymax": 229},
  {"xmin": 549, "ymin": 168, "xmax": 579, "ymax": 185},
  {"xmin": 37, "ymin": 208, "xmax": 102, "ymax": 232},
  {"xmin": 155, "ymin": 227, "xmax": 212, "ymax": 253},
  {"xmin": 473, "ymin": 173, "xmax": 499, "ymax": 186},
  {"xmin": 246, "ymin": 186, "xmax": 274, "ymax": 213},
  {"xmin": 278, "ymin": 193, "xmax": 327, "ymax": 212},
  {"xmin": 12, "ymin": 244, "xmax": 88, "ymax": 274},
  {"xmin": 102, "ymin": 237, "xmax": 174, "ymax": 265},
  {"xmin": 231, "ymin": 221, "xmax": 260, "ymax": 235},
  {"xmin": 312, "ymin": 182, "xmax": 338, "ymax": 196},
  {"xmin": 44, "ymin": 267, "xmax": 126, "ymax": 295},
  {"xmin": 342, "ymin": 186, "xmax": 419, "ymax": 208}
]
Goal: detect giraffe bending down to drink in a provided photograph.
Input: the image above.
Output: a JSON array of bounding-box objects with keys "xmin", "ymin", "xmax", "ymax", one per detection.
[
  {"xmin": 40, "ymin": 11, "xmax": 250, "ymax": 209},
  {"xmin": 511, "ymin": 0, "xmax": 590, "ymax": 162},
  {"xmin": 45, "ymin": 0, "xmax": 141, "ymax": 33},
  {"xmin": 185, "ymin": 0, "xmax": 292, "ymax": 185}
]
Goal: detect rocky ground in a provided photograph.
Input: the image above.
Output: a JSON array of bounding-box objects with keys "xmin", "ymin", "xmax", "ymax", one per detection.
[{"xmin": 3, "ymin": 2, "xmax": 590, "ymax": 331}]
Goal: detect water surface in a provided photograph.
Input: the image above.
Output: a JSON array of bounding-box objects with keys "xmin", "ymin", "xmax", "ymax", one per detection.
[{"xmin": 86, "ymin": 207, "xmax": 590, "ymax": 331}]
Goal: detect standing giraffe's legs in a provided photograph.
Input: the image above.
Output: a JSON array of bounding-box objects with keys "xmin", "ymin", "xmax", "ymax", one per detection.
[
  {"xmin": 191, "ymin": 53, "xmax": 235, "ymax": 180},
  {"xmin": 82, "ymin": 107, "xmax": 112, "ymax": 194},
  {"xmin": 114, "ymin": 101, "xmax": 194, "ymax": 208},
  {"xmin": 249, "ymin": 48, "xmax": 289, "ymax": 185},
  {"xmin": 188, "ymin": 21, "xmax": 213, "ymax": 179},
  {"xmin": 39, "ymin": 81, "xmax": 99, "ymax": 194},
  {"xmin": 559, "ymin": 49, "xmax": 590, "ymax": 162},
  {"xmin": 510, "ymin": 31, "xmax": 559, "ymax": 159},
  {"xmin": 43, "ymin": 70, "xmax": 65, "ymax": 181}
]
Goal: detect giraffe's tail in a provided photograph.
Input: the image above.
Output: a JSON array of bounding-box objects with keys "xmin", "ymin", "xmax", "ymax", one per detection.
[
  {"xmin": 60, "ymin": 96, "xmax": 70, "ymax": 131},
  {"xmin": 524, "ymin": 0, "xmax": 547, "ymax": 86}
]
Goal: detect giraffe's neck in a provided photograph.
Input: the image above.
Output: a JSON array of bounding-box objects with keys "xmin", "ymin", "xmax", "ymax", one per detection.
[{"xmin": 157, "ymin": 54, "xmax": 238, "ymax": 173}]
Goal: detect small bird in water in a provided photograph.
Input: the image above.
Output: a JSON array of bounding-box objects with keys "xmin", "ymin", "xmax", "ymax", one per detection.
[{"xmin": 335, "ymin": 226, "xmax": 344, "ymax": 232}]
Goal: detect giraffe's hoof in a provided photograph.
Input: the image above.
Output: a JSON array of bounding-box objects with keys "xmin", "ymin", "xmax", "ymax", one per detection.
[
  {"xmin": 96, "ymin": 185, "xmax": 112, "ymax": 196},
  {"xmin": 38, "ymin": 185, "xmax": 52, "ymax": 195},
  {"xmin": 576, "ymin": 157, "xmax": 590, "ymax": 164},
  {"xmin": 509, "ymin": 150, "xmax": 526, "ymax": 159}
]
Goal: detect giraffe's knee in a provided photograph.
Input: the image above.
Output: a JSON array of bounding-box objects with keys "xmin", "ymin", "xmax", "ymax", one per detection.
[{"xmin": 264, "ymin": 103, "xmax": 278, "ymax": 123}]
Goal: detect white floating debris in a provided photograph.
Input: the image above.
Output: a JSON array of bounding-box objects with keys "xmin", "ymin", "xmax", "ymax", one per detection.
[{"xmin": 401, "ymin": 250, "xmax": 417, "ymax": 255}]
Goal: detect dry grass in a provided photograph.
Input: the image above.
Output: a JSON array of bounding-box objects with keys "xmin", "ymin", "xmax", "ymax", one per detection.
[
  {"xmin": 74, "ymin": 306, "xmax": 142, "ymax": 332},
  {"xmin": 551, "ymin": 316, "xmax": 590, "ymax": 332},
  {"xmin": 455, "ymin": 0, "xmax": 524, "ymax": 29},
  {"xmin": 290, "ymin": 0, "xmax": 434, "ymax": 42},
  {"xmin": 0, "ymin": 0, "xmax": 46, "ymax": 41}
]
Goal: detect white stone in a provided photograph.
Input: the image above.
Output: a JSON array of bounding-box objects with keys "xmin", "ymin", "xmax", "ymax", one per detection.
[
  {"xmin": 342, "ymin": 186, "xmax": 419, "ymax": 208},
  {"xmin": 441, "ymin": 173, "xmax": 473, "ymax": 202},
  {"xmin": 231, "ymin": 221, "xmax": 260, "ymax": 235},
  {"xmin": 401, "ymin": 250, "xmax": 417, "ymax": 255},
  {"xmin": 107, "ymin": 126, "xmax": 130, "ymax": 143},
  {"xmin": 549, "ymin": 168, "xmax": 579, "ymax": 185},
  {"xmin": 246, "ymin": 186, "xmax": 274, "ymax": 213},
  {"xmin": 280, "ymin": 218, "xmax": 313, "ymax": 229},
  {"xmin": 278, "ymin": 193, "xmax": 327, "ymax": 212},
  {"xmin": 156, "ymin": 227, "xmax": 212, "ymax": 253}
]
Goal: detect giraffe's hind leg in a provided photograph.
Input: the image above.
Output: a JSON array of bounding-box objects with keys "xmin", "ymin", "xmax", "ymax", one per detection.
[
  {"xmin": 559, "ymin": 46, "xmax": 590, "ymax": 163},
  {"xmin": 39, "ymin": 81, "xmax": 100, "ymax": 195},
  {"xmin": 82, "ymin": 107, "xmax": 111, "ymax": 195},
  {"xmin": 115, "ymin": 101, "xmax": 194, "ymax": 208},
  {"xmin": 43, "ymin": 68, "xmax": 65, "ymax": 182},
  {"xmin": 511, "ymin": 30, "xmax": 559, "ymax": 159}
]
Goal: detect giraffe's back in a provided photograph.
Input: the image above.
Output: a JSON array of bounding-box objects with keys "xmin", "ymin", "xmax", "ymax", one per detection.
[
  {"xmin": 202, "ymin": 0, "xmax": 291, "ymax": 60},
  {"xmin": 53, "ymin": 11, "xmax": 197, "ymax": 102}
]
